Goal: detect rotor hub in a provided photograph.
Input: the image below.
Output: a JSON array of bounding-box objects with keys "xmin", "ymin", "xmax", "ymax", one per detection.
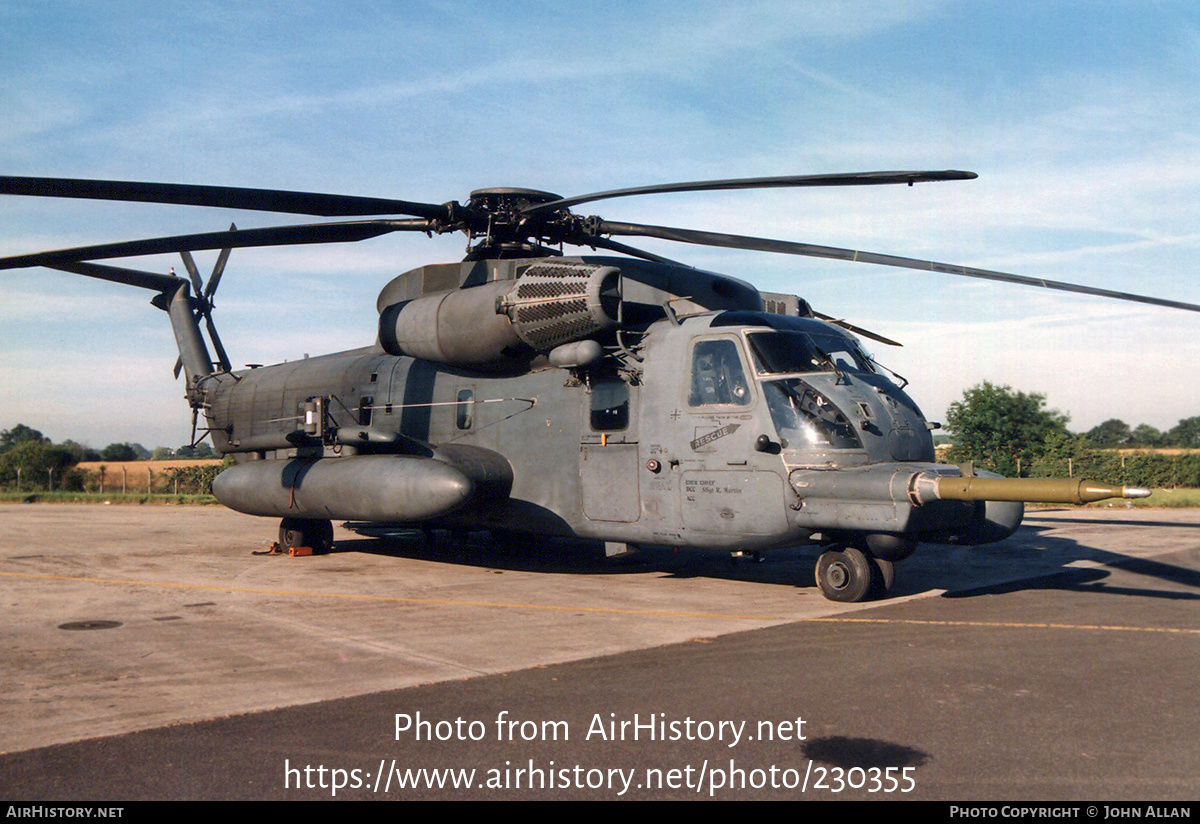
[
  {"xmin": 463, "ymin": 188, "xmax": 573, "ymax": 260},
  {"xmin": 467, "ymin": 187, "xmax": 562, "ymax": 206}
]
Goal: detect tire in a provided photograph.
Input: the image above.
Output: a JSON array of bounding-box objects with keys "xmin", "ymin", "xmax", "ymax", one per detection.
[
  {"xmin": 279, "ymin": 517, "xmax": 306, "ymax": 548},
  {"xmin": 312, "ymin": 519, "xmax": 334, "ymax": 554},
  {"xmin": 279, "ymin": 517, "xmax": 334, "ymax": 553},
  {"xmin": 815, "ymin": 546, "xmax": 873, "ymax": 602}
]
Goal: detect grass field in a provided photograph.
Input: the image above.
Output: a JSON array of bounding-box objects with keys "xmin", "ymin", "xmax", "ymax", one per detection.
[{"xmin": 75, "ymin": 459, "xmax": 223, "ymax": 493}]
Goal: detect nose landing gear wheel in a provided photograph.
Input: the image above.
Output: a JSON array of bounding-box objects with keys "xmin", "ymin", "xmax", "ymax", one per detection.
[{"xmin": 815, "ymin": 546, "xmax": 873, "ymax": 602}]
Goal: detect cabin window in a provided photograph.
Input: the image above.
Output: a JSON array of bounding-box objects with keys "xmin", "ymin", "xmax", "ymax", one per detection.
[
  {"xmin": 689, "ymin": 339, "xmax": 752, "ymax": 407},
  {"xmin": 359, "ymin": 396, "xmax": 374, "ymax": 426},
  {"xmin": 456, "ymin": 389, "xmax": 474, "ymax": 430},
  {"xmin": 590, "ymin": 379, "xmax": 629, "ymax": 431}
]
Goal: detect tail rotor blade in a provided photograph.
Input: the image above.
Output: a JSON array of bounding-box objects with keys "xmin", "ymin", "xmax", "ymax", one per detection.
[
  {"xmin": 203, "ymin": 312, "xmax": 232, "ymax": 373},
  {"xmin": 204, "ymin": 223, "xmax": 236, "ymax": 303},
  {"xmin": 187, "ymin": 224, "xmax": 235, "ymax": 372},
  {"xmin": 179, "ymin": 251, "xmax": 205, "ymax": 295}
]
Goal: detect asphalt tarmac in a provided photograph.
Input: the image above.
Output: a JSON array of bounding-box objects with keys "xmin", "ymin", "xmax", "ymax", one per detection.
[{"xmin": 1, "ymin": 504, "xmax": 1197, "ymax": 800}]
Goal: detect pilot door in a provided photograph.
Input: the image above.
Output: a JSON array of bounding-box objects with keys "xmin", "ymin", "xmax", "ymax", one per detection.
[
  {"xmin": 579, "ymin": 368, "xmax": 640, "ymax": 523},
  {"xmin": 678, "ymin": 336, "xmax": 789, "ymax": 538}
]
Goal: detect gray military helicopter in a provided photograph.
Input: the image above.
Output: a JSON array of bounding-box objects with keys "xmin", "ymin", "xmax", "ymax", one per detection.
[{"xmin": 4, "ymin": 171, "xmax": 1195, "ymax": 601}]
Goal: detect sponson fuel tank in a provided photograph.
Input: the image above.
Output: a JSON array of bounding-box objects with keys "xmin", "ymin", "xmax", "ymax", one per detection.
[{"xmin": 212, "ymin": 449, "xmax": 513, "ymax": 522}]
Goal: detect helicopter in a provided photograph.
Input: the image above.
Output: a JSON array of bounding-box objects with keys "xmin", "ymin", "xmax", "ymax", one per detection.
[{"xmin": 3, "ymin": 170, "xmax": 1194, "ymax": 602}]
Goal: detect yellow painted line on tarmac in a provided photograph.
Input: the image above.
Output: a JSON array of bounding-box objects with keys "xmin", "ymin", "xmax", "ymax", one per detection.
[
  {"xmin": 811, "ymin": 616, "xmax": 1200, "ymax": 636},
  {"xmin": 0, "ymin": 570, "xmax": 780, "ymax": 621}
]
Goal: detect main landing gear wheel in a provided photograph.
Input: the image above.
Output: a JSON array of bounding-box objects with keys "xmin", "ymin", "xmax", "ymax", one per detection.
[
  {"xmin": 279, "ymin": 517, "xmax": 334, "ymax": 554},
  {"xmin": 815, "ymin": 546, "xmax": 873, "ymax": 602}
]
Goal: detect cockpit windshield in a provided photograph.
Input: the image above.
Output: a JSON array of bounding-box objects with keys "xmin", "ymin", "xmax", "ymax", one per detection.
[
  {"xmin": 763, "ymin": 379, "xmax": 862, "ymax": 450},
  {"xmin": 747, "ymin": 331, "xmax": 874, "ymax": 375}
]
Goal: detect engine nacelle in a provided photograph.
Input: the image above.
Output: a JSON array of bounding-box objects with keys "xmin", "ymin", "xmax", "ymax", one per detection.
[{"xmin": 378, "ymin": 262, "xmax": 621, "ymax": 365}]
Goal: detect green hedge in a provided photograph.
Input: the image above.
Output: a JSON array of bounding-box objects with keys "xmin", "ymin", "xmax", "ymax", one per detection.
[{"xmin": 1029, "ymin": 450, "xmax": 1200, "ymax": 488}]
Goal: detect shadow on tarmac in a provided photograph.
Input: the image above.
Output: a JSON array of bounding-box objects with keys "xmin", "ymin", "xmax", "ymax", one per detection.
[
  {"xmin": 333, "ymin": 530, "xmax": 818, "ymax": 587},
  {"xmin": 1023, "ymin": 511, "xmax": 1200, "ymax": 529},
  {"xmin": 315, "ymin": 516, "xmax": 1200, "ymax": 605},
  {"xmin": 802, "ymin": 736, "xmax": 931, "ymax": 769}
]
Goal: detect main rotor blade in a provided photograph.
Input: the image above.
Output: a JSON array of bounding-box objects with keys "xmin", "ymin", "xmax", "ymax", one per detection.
[
  {"xmin": 526, "ymin": 171, "xmax": 977, "ymax": 215},
  {"xmin": 582, "ymin": 235, "xmax": 690, "ymax": 267},
  {"xmin": 811, "ymin": 311, "xmax": 903, "ymax": 347},
  {"xmin": 0, "ymin": 219, "xmax": 432, "ymax": 270},
  {"xmin": 0, "ymin": 176, "xmax": 451, "ymax": 220},
  {"xmin": 598, "ymin": 221, "xmax": 1200, "ymax": 314}
]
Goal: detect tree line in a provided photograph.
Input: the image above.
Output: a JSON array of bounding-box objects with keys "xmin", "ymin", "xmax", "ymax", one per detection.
[
  {"xmin": 1080, "ymin": 417, "xmax": 1200, "ymax": 449},
  {"xmin": 945, "ymin": 381, "xmax": 1200, "ymax": 487},
  {"xmin": 0, "ymin": 424, "xmax": 219, "ymax": 493}
]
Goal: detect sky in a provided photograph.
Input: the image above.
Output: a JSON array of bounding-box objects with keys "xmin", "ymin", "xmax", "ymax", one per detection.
[{"xmin": 1, "ymin": 0, "xmax": 1198, "ymax": 449}]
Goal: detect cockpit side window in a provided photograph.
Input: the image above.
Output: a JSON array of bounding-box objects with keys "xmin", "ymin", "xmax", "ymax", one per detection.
[
  {"xmin": 748, "ymin": 331, "xmax": 874, "ymax": 375},
  {"xmin": 748, "ymin": 332, "xmax": 823, "ymax": 374},
  {"xmin": 688, "ymin": 339, "xmax": 752, "ymax": 407},
  {"xmin": 807, "ymin": 332, "xmax": 874, "ymax": 373}
]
